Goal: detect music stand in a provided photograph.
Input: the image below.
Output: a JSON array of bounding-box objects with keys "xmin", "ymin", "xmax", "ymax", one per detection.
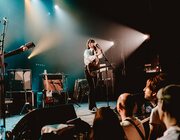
[{"xmin": 19, "ymin": 70, "xmax": 32, "ymax": 115}]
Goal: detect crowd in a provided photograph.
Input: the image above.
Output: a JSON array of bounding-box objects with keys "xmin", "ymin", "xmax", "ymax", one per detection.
[{"xmin": 38, "ymin": 72, "xmax": 180, "ymax": 140}]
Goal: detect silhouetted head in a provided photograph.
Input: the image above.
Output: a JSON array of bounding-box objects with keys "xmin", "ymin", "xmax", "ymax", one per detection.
[
  {"xmin": 91, "ymin": 107, "xmax": 125, "ymax": 140},
  {"xmin": 157, "ymin": 84, "xmax": 180, "ymax": 124},
  {"xmin": 117, "ymin": 93, "xmax": 137, "ymax": 118}
]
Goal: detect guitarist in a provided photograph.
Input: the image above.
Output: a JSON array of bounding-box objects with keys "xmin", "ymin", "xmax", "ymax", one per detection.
[{"xmin": 84, "ymin": 39, "xmax": 102, "ymax": 111}]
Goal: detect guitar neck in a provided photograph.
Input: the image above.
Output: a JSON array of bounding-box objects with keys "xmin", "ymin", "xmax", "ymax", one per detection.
[{"xmin": 44, "ymin": 70, "xmax": 49, "ymax": 91}]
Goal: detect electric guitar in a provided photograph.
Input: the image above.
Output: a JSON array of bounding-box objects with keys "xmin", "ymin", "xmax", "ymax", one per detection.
[{"xmin": 43, "ymin": 70, "xmax": 53, "ymax": 103}]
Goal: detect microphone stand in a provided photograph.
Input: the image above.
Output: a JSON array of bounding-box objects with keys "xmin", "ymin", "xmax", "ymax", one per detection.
[
  {"xmin": 0, "ymin": 18, "xmax": 8, "ymax": 130},
  {"xmin": 98, "ymin": 47, "xmax": 114, "ymax": 107}
]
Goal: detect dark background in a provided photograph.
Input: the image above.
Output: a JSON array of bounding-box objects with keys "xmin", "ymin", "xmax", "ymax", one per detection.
[
  {"xmin": 74, "ymin": 0, "xmax": 180, "ymax": 92},
  {"xmin": 1, "ymin": 0, "xmax": 180, "ymax": 98}
]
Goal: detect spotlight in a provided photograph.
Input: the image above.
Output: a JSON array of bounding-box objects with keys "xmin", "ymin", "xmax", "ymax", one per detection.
[
  {"xmin": 143, "ymin": 34, "xmax": 150, "ymax": 40},
  {"xmin": 110, "ymin": 41, "xmax": 114, "ymax": 46},
  {"xmin": 54, "ymin": 5, "xmax": 59, "ymax": 10}
]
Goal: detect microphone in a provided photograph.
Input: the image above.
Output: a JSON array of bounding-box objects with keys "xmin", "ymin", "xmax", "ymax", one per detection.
[
  {"xmin": 95, "ymin": 43, "xmax": 103, "ymax": 52},
  {"xmin": 3, "ymin": 17, "xmax": 8, "ymax": 24},
  {"xmin": 95, "ymin": 43, "xmax": 101, "ymax": 48},
  {"xmin": 3, "ymin": 17, "xmax": 7, "ymax": 22}
]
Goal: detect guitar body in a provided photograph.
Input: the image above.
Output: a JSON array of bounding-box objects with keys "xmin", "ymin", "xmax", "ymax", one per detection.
[
  {"xmin": 87, "ymin": 58, "xmax": 100, "ymax": 77},
  {"xmin": 44, "ymin": 90, "xmax": 54, "ymax": 104}
]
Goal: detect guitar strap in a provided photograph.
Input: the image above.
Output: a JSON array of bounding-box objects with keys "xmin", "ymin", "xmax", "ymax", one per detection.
[
  {"xmin": 90, "ymin": 50, "xmax": 94, "ymax": 55},
  {"xmin": 91, "ymin": 49, "xmax": 94, "ymax": 55},
  {"xmin": 125, "ymin": 118, "xmax": 145, "ymax": 140}
]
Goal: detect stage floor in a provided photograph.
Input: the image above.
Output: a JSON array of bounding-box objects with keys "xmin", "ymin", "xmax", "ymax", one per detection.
[{"xmin": 1, "ymin": 101, "xmax": 116, "ymax": 132}]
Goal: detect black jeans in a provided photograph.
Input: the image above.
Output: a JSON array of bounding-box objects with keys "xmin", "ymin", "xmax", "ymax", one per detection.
[{"xmin": 84, "ymin": 67, "xmax": 97, "ymax": 110}]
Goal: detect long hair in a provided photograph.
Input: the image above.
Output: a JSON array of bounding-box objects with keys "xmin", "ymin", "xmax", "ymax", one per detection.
[
  {"xmin": 90, "ymin": 107, "xmax": 125, "ymax": 140},
  {"xmin": 86, "ymin": 39, "xmax": 95, "ymax": 49}
]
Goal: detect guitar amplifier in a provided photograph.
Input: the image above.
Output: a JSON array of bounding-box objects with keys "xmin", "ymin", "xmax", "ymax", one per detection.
[
  {"xmin": 42, "ymin": 73, "xmax": 63, "ymax": 80},
  {"xmin": 42, "ymin": 73, "xmax": 63, "ymax": 91},
  {"xmin": 41, "ymin": 73, "xmax": 64, "ymax": 106}
]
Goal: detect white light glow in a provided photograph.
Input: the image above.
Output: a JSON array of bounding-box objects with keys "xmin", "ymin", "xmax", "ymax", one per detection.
[{"xmin": 54, "ymin": 5, "xmax": 59, "ymax": 10}]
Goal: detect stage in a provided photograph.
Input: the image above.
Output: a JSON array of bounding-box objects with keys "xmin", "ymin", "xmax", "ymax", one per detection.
[{"xmin": 1, "ymin": 101, "xmax": 116, "ymax": 132}]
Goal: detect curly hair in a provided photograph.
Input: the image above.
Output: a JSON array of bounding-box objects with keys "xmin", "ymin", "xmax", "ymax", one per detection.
[{"xmin": 148, "ymin": 73, "xmax": 169, "ymax": 93}]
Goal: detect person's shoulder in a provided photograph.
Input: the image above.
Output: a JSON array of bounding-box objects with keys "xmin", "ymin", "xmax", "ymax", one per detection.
[
  {"xmin": 121, "ymin": 117, "xmax": 137, "ymax": 127},
  {"xmin": 84, "ymin": 49, "xmax": 89, "ymax": 53},
  {"xmin": 121, "ymin": 120, "xmax": 131, "ymax": 127},
  {"xmin": 132, "ymin": 117, "xmax": 144, "ymax": 127},
  {"xmin": 149, "ymin": 106, "xmax": 161, "ymax": 124},
  {"xmin": 157, "ymin": 131, "xmax": 180, "ymax": 140},
  {"xmin": 150, "ymin": 106, "xmax": 159, "ymax": 116}
]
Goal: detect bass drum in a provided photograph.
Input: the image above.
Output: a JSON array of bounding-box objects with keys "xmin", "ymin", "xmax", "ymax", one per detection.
[{"xmin": 73, "ymin": 79, "xmax": 89, "ymax": 102}]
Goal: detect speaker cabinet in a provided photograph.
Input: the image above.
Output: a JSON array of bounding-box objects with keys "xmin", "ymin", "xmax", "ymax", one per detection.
[{"xmin": 12, "ymin": 104, "xmax": 77, "ymax": 140}]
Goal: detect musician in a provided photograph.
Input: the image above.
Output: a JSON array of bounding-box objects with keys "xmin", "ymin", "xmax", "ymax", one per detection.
[{"xmin": 84, "ymin": 39, "xmax": 102, "ymax": 111}]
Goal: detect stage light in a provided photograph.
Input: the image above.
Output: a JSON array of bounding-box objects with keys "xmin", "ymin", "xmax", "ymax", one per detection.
[
  {"xmin": 5, "ymin": 42, "xmax": 35, "ymax": 58},
  {"xmin": 143, "ymin": 34, "xmax": 150, "ymax": 40},
  {"xmin": 54, "ymin": 5, "xmax": 59, "ymax": 10},
  {"xmin": 110, "ymin": 41, "xmax": 114, "ymax": 46}
]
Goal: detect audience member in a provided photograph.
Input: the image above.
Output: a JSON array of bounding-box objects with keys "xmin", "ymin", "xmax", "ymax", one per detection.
[
  {"xmin": 90, "ymin": 106, "xmax": 125, "ymax": 140},
  {"xmin": 40, "ymin": 118, "xmax": 90, "ymax": 140},
  {"xmin": 157, "ymin": 84, "xmax": 180, "ymax": 140},
  {"xmin": 143, "ymin": 73, "xmax": 169, "ymax": 139},
  {"xmin": 117, "ymin": 93, "xmax": 145, "ymax": 140}
]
